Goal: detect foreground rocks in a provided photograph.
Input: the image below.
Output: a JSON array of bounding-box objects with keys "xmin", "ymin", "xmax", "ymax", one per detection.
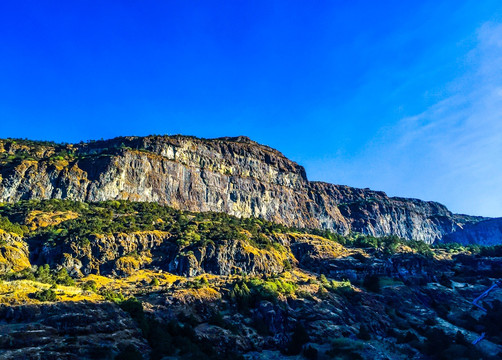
[
  {"xmin": 0, "ymin": 243, "xmax": 501, "ymax": 359},
  {"xmin": 0, "ymin": 302, "xmax": 149, "ymax": 359}
]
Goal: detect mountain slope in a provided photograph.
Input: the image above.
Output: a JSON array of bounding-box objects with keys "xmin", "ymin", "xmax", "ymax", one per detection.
[
  {"xmin": 0, "ymin": 135, "xmax": 491, "ymax": 244},
  {"xmin": 0, "ymin": 200, "xmax": 501, "ymax": 359}
]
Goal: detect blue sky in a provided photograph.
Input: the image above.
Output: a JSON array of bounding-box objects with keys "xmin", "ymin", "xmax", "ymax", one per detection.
[{"xmin": 1, "ymin": 1, "xmax": 502, "ymax": 217}]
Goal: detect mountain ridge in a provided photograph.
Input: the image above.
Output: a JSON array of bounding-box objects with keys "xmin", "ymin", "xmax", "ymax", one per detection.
[{"xmin": 0, "ymin": 135, "xmax": 498, "ymax": 244}]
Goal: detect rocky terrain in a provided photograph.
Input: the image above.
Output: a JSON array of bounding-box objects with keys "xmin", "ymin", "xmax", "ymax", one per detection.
[
  {"xmin": 0, "ymin": 302, "xmax": 149, "ymax": 360},
  {"xmin": 1, "ymin": 135, "xmax": 498, "ymax": 245},
  {"xmin": 0, "ymin": 200, "xmax": 500, "ymax": 359},
  {"xmin": 0, "ymin": 136, "xmax": 501, "ymax": 359}
]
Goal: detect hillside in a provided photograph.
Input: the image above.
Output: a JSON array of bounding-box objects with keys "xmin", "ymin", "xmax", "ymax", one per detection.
[
  {"xmin": 0, "ymin": 199, "xmax": 500, "ymax": 359},
  {"xmin": 0, "ymin": 135, "xmax": 497, "ymax": 245}
]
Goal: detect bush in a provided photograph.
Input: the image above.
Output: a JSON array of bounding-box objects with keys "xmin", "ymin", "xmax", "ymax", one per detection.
[
  {"xmin": 2, "ymin": 267, "xmax": 35, "ymax": 281},
  {"xmin": 0, "ymin": 215, "xmax": 28, "ymax": 236},
  {"xmin": 101, "ymin": 289, "xmax": 125, "ymax": 303},
  {"xmin": 186, "ymin": 276, "xmax": 209, "ymax": 289},
  {"xmin": 32, "ymin": 289, "xmax": 57, "ymax": 302},
  {"xmin": 81, "ymin": 280, "xmax": 98, "ymax": 292},
  {"xmin": 119, "ymin": 297, "xmax": 144, "ymax": 320},
  {"xmin": 329, "ymin": 279, "xmax": 354, "ymax": 298},
  {"xmin": 55, "ymin": 268, "xmax": 75, "ymax": 286},
  {"xmin": 35, "ymin": 264, "xmax": 55, "ymax": 285},
  {"xmin": 318, "ymin": 274, "xmax": 329, "ymax": 286}
]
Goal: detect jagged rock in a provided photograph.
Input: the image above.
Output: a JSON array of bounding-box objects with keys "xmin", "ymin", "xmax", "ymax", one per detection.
[
  {"xmin": 171, "ymin": 241, "xmax": 287, "ymax": 276},
  {"xmin": 37, "ymin": 231, "xmax": 170, "ymax": 276}
]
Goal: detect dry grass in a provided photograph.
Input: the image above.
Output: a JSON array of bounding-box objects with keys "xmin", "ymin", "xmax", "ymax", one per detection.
[
  {"xmin": 79, "ymin": 270, "xmax": 183, "ymax": 294},
  {"xmin": 170, "ymin": 287, "xmax": 222, "ymax": 304},
  {"xmin": 0, "ymin": 279, "xmax": 101, "ymax": 304},
  {"xmin": 25, "ymin": 210, "xmax": 79, "ymax": 231}
]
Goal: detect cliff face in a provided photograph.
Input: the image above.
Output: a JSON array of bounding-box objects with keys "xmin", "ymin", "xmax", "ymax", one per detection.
[
  {"xmin": 0, "ymin": 135, "xmax": 491, "ymax": 244},
  {"xmin": 443, "ymin": 218, "xmax": 502, "ymax": 245}
]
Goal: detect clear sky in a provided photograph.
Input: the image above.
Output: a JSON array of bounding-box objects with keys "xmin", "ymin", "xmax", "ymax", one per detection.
[{"xmin": 1, "ymin": 1, "xmax": 502, "ymax": 217}]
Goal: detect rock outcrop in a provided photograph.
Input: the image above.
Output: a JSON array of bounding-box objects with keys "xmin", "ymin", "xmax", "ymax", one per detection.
[
  {"xmin": 0, "ymin": 136, "xmax": 493, "ymax": 243},
  {"xmin": 34, "ymin": 229, "xmax": 293, "ymax": 277},
  {"xmin": 0, "ymin": 230, "xmax": 30, "ymax": 274}
]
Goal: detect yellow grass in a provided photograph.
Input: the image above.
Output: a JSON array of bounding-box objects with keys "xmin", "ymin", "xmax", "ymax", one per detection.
[
  {"xmin": 79, "ymin": 270, "xmax": 183, "ymax": 294},
  {"xmin": 25, "ymin": 210, "xmax": 79, "ymax": 231},
  {"xmin": 0, "ymin": 279, "xmax": 101, "ymax": 304},
  {"xmin": 171, "ymin": 287, "xmax": 222, "ymax": 303}
]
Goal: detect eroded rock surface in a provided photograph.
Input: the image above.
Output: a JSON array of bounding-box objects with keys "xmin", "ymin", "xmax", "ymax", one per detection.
[
  {"xmin": 0, "ymin": 302, "xmax": 149, "ymax": 359},
  {"xmin": 0, "ymin": 136, "xmax": 492, "ymax": 244}
]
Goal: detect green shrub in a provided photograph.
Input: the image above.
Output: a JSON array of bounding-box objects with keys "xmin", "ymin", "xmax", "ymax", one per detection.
[
  {"xmin": 101, "ymin": 289, "xmax": 125, "ymax": 303},
  {"xmin": 230, "ymin": 277, "xmax": 297, "ymax": 310},
  {"xmin": 35, "ymin": 264, "xmax": 55, "ymax": 285},
  {"xmin": 3, "ymin": 267, "xmax": 35, "ymax": 281},
  {"xmin": 119, "ymin": 297, "xmax": 144, "ymax": 320},
  {"xmin": 32, "ymin": 289, "xmax": 57, "ymax": 302},
  {"xmin": 0, "ymin": 215, "xmax": 27, "ymax": 236},
  {"xmin": 81, "ymin": 280, "xmax": 98, "ymax": 292},
  {"xmin": 318, "ymin": 274, "xmax": 329, "ymax": 286},
  {"xmin": 186, "ymin": 276, "xmax": 209, "ymax": 289},
  {"xmin": 55, "ymin": 268, "xmax": 75, "ymax": 286}
]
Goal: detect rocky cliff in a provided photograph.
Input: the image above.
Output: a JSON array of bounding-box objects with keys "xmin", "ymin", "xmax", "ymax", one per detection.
[
  {"xmin": 0, "ymin": 135, "xmax": 492, "ymax": 244},
  {"xmin": 443, "ymin": 218, "xmax": 502, "ymax": 245}
]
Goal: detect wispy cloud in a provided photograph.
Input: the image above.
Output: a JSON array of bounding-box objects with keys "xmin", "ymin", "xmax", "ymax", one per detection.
[
  {"xmin": 309, "ymin": 22, "xmax": 502, "ymax": 217},
  {"xmin": 389, "ymin": 22, "xmax": 502, "ymax": 216}
]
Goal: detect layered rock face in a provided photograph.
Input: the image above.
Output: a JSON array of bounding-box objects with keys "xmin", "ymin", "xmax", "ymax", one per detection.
[
  {"xmin": 0, "ymin": 135, "xmax": 492, "ymax": 243},
  {"xmin": 0, "ymin": 302, "xmax": 149, "ymax": 359},
  {"xmin": 32, "ymin": 230, "xmax": 290, "ymax": 277},
  {"xmin": 443, "ymin": 218, "xmax": 502, "ymax": 245}
]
